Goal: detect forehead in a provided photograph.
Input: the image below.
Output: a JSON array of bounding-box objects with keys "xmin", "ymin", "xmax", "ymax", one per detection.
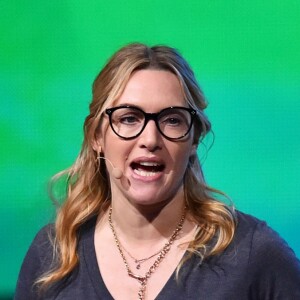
[{"xmin": 113, "ymin": 69, "xmax": 187, "ymax": 111}]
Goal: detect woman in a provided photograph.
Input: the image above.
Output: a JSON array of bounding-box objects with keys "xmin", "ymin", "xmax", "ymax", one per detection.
[{"xmin": 15, "ymin": 43, "xmax": 300, "ymax": 299}]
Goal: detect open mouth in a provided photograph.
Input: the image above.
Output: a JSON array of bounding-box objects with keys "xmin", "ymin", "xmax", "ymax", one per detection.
[{"xmin": 131, "ymin": 161, "xmax": 165, "ymax": 177}]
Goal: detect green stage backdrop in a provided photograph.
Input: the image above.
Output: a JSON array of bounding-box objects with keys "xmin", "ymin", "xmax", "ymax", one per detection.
[{"xmin": 1, "ymin": 1, "xmax": 299, "ymax": 298}]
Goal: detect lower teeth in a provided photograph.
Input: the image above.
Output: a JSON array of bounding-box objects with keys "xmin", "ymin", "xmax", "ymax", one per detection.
[{"xmin": 134, "ymin": 169, "xmax": 158, "ymax": 177}]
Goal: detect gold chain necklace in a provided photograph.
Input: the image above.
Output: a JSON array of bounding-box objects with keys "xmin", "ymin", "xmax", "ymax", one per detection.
[
  {"xmin": 121, "ymin": 242, "xmax": 164, "ymax": 269},
  {"xmin": 108, "ymin": 206, "xmax": 186, "ymax": 300}
]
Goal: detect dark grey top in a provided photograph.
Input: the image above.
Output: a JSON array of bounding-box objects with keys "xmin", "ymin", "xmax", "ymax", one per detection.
[{"xmin": 14, "ymin": 211, "xmax": 300, "ymax": 299}]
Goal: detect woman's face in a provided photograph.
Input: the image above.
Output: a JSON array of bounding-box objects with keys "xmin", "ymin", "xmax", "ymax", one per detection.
[{"xmin": 98, "ymin": 69, "xmax": 196, "ymax": 207}]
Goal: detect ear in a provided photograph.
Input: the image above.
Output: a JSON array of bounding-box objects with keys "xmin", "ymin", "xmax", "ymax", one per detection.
[
  {"xmin": 92, "ymin": 137, "xmax": 103, "ymax": 154},
  {"xmin": 190, "ymin": 143, "xmax": 198, "ymax": 157}
]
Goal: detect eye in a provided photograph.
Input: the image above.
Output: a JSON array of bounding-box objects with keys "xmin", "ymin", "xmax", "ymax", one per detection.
[
  {"xmin": 115, "ymin": 109, "xmax": 144, "ymax": 126},
  {"xmin": 160, "ymin": 114, "xmax": 185, "ymax": 127},
  {"xmin": 165, "ymin": 117, "xmax": 182, "ymax": 126},
  {"xmin": 119, "ymin": 115, "xmax": 140, "ymax": 125}
]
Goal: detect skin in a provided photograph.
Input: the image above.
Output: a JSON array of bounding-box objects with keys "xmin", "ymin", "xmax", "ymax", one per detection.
[
  {"xmin": 94, "ymin": 70, "xmax": 197, "ymax": 299},
  {"xmin": 98, "ymin": 69, "xmax": 196, "ymax": 213}
]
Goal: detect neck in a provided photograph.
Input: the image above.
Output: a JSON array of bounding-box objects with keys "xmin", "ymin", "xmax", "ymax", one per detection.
[{"xmin": 109, "ymin": 194, "xmax": 186, "ymax": 245}]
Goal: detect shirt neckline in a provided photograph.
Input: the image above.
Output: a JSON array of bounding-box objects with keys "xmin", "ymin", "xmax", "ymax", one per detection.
[{"xmin": 82, "ymin": 216, "xmax": 187, "ymax": 299}]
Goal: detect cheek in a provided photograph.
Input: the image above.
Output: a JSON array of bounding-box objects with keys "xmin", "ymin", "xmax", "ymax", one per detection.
[
  {"xmin": 104, "ymin": 136, "xmax": 133, "ymax": 164},
  {"xmin": 171, "ymin": 145, "xmax": 193, "ymax": 170}
]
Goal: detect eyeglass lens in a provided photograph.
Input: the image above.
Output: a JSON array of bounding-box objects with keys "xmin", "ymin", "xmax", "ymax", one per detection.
[{"xmin": 108, "ymin": 106, "xmax": 194, "ymax": 140}]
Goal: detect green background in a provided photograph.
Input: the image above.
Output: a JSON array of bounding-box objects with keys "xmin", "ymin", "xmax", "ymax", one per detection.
[{"xmin": 1, "ymin": 1, "xmax": 299, "ymax": 298}]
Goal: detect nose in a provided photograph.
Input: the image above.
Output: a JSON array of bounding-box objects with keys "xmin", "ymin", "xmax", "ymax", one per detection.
[{"xmin": 138, "ymin": 119, "xmax": 162, "ymax": 152}]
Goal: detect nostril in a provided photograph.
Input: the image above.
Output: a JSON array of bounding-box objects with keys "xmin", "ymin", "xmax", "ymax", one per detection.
[{"xmin": 140, "ymin": 144, "xmax": 162, "ymax": 152}]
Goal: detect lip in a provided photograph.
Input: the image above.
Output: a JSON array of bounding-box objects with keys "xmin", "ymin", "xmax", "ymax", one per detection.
[{"xmin": 129, "ymin": 156, "xmax": 166, "ymax": 182}]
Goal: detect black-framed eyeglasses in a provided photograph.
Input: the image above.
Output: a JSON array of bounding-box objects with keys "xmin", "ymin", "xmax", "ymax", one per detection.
[{"xmin": 105, "ymin": 105, "xmax": 197, "ymax": 140}]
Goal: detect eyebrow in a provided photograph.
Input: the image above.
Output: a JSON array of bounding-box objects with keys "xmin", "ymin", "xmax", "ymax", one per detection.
[
  {"xmin": 116, "ymin": 103, "xmax": 141, "ymax": 109},
  {"xmin": 113, "ymin": 103, "xmax": 191, "ymax": 113}
]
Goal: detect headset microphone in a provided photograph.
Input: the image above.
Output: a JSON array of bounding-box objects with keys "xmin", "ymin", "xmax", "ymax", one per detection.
[
  {"xmin": 112, "ymin": 167, "xmax": 123, "ymax": 179},
  {"xmin": 98, "ymin": 155, "xmax": 123, "ymax": 179}
]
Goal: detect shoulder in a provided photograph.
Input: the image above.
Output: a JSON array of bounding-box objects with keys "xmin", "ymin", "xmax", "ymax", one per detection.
[
  {"xmin": 234, "ymin": 211, "xmax": 298, "ymax": 260},
  {"xmin": 25, "ymin": 223, "xmax": 55, "ymax": 259},
  {"xmin": 233, "ymin": 210, "xmax": 299, "ymax": 265},
  {"xmin": 234, "ymin": 211, "xmax": 300, "ymax": 298},
  {"xmin": 14, "ymin": 224, "xmax": 55, "ymax": 300},
  {"xmin": 235, "ymin": 210, "xmax": 268, "ymax": 234},
  {"xmin": 32, "ymin": 223, "xmax": 55, "ymax": 247},
  {"xmin": 26, "ymin": 223, "xmax": 56, "ymax": 265},
  {"xmin": 15, "ymin": 217, "xmax": 97, "ymax": 300}
]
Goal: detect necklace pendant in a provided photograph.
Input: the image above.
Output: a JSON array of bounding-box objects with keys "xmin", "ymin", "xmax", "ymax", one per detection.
[{"xmin": 136, "ymin": 263, "xmax": 141, "ymax": 269}]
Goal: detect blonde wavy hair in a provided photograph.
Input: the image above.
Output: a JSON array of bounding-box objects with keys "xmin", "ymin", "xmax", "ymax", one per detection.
[{"xmin": 37, "ymin": 43, "xmax": 236, "ymax": 289}]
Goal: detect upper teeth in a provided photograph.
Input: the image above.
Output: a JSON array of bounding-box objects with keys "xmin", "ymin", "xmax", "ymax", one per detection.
[{"xmin": 139, "ymin": 162, "xmax": 160, "ymax": 166}]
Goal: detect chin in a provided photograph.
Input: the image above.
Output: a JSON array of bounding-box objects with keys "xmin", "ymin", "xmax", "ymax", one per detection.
[
  {"xmin": 127, "ymin": 182, "xmax": 183, "ymax": 207},
  {"xmin": 130, "ymin": 196, "xmax": 161, "ymax": 206},
  {"xmin": 128, "ymin": 192, "xmax": 176, "ymax": 208}
]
